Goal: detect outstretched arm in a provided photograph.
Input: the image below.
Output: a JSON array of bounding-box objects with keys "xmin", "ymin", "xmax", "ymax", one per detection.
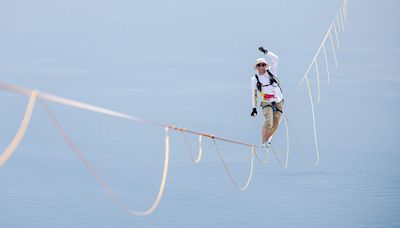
[
  {"xmin": 266, "ymin": 51, "xmax": 279, "ymax": 75},
  {"xmin": 259, "ymin": 46, "xmax": 279, "ymax": 75}
]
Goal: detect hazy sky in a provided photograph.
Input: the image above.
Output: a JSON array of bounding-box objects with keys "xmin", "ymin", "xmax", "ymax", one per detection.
[{"xmin": 1, "ymin": 0, "xmax": 398, "ymax": 84}]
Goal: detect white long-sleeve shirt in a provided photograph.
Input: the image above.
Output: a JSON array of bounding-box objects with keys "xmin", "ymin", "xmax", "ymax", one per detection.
[{"xmin": 251, "ymin": 52, "xmax": 283, "ymax": 108}]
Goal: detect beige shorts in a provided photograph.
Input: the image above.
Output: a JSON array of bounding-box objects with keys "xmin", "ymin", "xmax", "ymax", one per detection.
[{"xmin": 261, "ymin": 101, "xmax": 283, "ymax": 129}]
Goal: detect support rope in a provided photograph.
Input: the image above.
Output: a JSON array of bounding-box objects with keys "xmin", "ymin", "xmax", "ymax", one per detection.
[
  {"xmin": 41, "ymin": 99, "xmax": 170, "ymax": 216},
  {"xmin": 284, "ymin": 116, "xmax": 315, "ymax": 166},
  {"xmin": 305, "ymin": 76, "xmax": 320, "ymax": 166},
  {"xmin": 254, "ymin": 146, "xmax": 269, "ymax": 164},
  {"xmin": 182, "ymin": 132, "xmax": 202, "ymax": 164},
  {"xmin": 0, "ymin": 91, "xmax": 37, "ymax": 167},
  {"xmin": 212, "ymin": 139, "xmax": 254, "ymax": 191},
  {"xmin": 283, "ymin": 0, "xmax": 348, "ymax": 166},
  {"xmin": 322, "ymin": 44, "xmax": 331, "ymax": 83},
  {"xmin": 315, "ymin": 59, "xmax": 321, "ymax": 104}
]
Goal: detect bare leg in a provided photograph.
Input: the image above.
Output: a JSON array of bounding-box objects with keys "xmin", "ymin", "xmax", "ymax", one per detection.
[
  {"xmin": 270, "ymin": 102, "xmax": 284, "ymax": 137},
  {"xmin": 270, "ymin": 112, "xmax": 281, "ymax": 137},
  {"xmin": 261, "ymin": 106, "xmax": 273, "ymax": 143},
  {"xmin": 262, "ymin": 126, "xmax": 272, "ymax": 143}
]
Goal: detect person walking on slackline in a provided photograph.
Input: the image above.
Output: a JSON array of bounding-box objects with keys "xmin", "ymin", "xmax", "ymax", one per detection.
[{"xmin": 250, "ymin": 47, "xmax": 284, "ymax": 149}]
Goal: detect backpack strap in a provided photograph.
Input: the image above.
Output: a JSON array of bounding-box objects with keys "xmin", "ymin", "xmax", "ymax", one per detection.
[
  {"xmin": 255, "ymin": 74, "xmax": 262, "ymax": 92},
  {"xmin": 267, "ymin": 70, "xmax": 283, "ymax": 93},
  {"xmin": 267, "ymin": 69, "xmax": 280, "ymax": 84},
  {"xmin": 255, "ymin": 72, "xmax": 284, "ymax": 93}
]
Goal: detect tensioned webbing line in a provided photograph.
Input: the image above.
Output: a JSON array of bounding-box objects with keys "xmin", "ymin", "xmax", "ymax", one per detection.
[
  {"xmin": 0, "ymin": 81, "xmax": 275, "ymax": 168},
  {"xmin": 0, "ymin": 81, "xmax": 265, "ymax": 216},
  {"xmin": 0, "ymin": 82, "xmax": 254, "ymax": 147}
]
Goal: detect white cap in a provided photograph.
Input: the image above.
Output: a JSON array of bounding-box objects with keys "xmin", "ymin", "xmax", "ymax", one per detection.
[{"xmin": 254, "ymin": 58, "xmax": 269, "ymax": 68}]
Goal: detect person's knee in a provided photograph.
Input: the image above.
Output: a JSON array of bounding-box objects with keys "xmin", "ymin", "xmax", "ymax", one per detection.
[
  {"xmin": 263, "ymin": 125, "xmax": 272, "ymax": 135},
  {"xmin": 263, "ymin": 117, "xmax": 273, "ymax": 129},
  {"xmin": 263, "ymin": 123, "xmax": 272, "ymax": 129}
]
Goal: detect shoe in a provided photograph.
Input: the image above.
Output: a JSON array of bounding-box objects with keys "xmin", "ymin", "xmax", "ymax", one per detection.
[{"xmin": 260, "ymin": 141, "xmax": 271, "ymax": 149}]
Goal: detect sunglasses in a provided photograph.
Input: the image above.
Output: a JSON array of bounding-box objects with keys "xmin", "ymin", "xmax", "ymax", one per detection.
[{"xmin": 256, "ymin": 63, "xmax": 267, "ymax": 67}]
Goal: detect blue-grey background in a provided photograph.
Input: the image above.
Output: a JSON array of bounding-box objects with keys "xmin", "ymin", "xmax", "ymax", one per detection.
[{"xmin": 1, "ymin": 0, "xmax": 399, "ymax": 227}]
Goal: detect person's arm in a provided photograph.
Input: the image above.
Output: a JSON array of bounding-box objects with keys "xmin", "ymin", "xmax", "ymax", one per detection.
[
  {"xmin": 267, "ymin": 51, "xmax": 279, "ymax": 75},
  {"xmin": 250, "ymin": 78, "xmax": 258, "ymax": 116},
  {"xmin": 251, "ymin": 88, "xmax": 258, "ymax": 116},
  {"xmin": 252, "ymin": 88, "xmax": 258, "ymax": 108}
]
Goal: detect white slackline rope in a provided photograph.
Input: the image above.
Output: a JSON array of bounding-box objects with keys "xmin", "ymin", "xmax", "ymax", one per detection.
[
  {"xmin": 283, "ymin": 0, "xmax": 348, "ymax": 166},
  {"xmin": 212, "ymin": 139, "xmax": 254, "ymax": 191},
  {"xmin": 333, "ymin": 22, "xmax": 340, "ymax": 49},
  {"xmin": 0, "ymin": 82, "xmax": 153, "ymax": 126},
  {"xmin": 41, "ymin": 99, "xmax": 170, "ymax": 216},
  {"xmin": 0, "ymin": 90, "xmax": 37, "ymax": 167},
  {"xmin": 339, "ymin": 8, "xmax": 345, "ymax": 31},
  {"xmin": 305, "ymin": 76, "xmax": 320, "ymax": 166},
  {"xmin": 322, "ymin": 44, "xmax": 331, "ymax": 83},
  {"xmin": 272, "ymin": 113, "xmax": 290, "ymax": 169},
  {"xmin": 254, "ymin": 146, "xmax": 269, "ymax": 164},
  {"xmin": 315, "ymin": 59, "xmax": 321, "ymax": 104},
  {"xmin": 270, "ymin": 146, "xmax": 285, "ymax": 170},
  {"xmin": 0, "ymin": 82, "xmax": 261, "ymax": 214},
  {"xmin": 284, "ymin": 116, "xmax": 316, "ymax": 166},
  {"xmin": 283, "ymin": 115, "xmax": 290, "ymax": 169},
  {"xmin": 329, "ymin": 31, "xmax": 339, "ymax": 67},
  {"xmin": 182, "ymin": 132, "xmax": 202, "ymax": 164}
]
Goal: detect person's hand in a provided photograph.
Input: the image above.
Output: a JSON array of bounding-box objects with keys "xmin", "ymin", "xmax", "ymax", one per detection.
[
  {"xmin": 251, "ymin": 108, "xmax": 257, "ymax": 117},
  {"xmin": 258, "ymin": 47, "xmax": 268, "ymax": 54}
]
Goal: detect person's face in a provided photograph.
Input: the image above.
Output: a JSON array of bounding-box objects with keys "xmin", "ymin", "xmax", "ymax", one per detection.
[{"xmin": 256, "ymin": 63, "xmax": 268, "ymax": 74}]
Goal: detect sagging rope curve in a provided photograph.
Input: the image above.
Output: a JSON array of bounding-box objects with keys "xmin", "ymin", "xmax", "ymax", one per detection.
[
  {"xmin": 283, "ymin": 0, "xmax": 349, "ymax": 166},
  {"xmin": 212, "ymin": 140, "xmax": 255, "ymax": 191},
  {"xmin": 0, "ymin": 81, "xmax": 268, "ymax": 216},
  {"xmin": 40, "ymin": 99, "xmax": 170, "ymax": 216},
  {"xmin": 182, "ymin": 132, "xmax": 202, "ymax": 164},
  {"xmin": 0, "ymin": 90, "xmax": 38, "ymax": 167}
]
